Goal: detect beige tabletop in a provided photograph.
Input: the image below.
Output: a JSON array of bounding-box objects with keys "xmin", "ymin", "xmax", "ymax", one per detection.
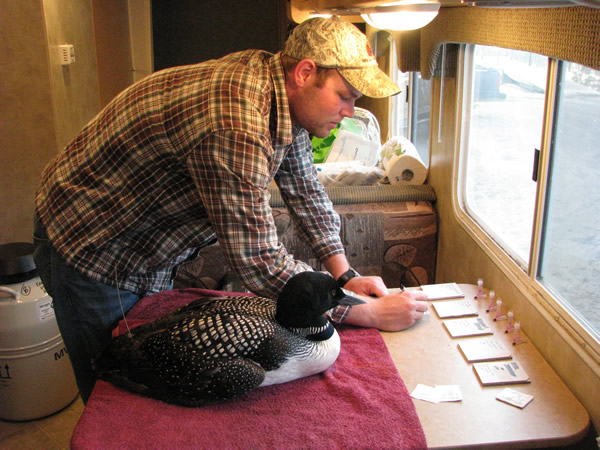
[{"xmin": 381, "ymin": 283, "xmax": 590, "ymax": 449}]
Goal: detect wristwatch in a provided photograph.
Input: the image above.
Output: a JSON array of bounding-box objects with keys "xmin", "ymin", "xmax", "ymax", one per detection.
[{"xmin": 337, "ymin": 268, "xmax": 360, "ymax": 288}]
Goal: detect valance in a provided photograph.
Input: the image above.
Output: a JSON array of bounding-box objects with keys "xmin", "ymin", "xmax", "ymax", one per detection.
[{"xmin": 393, "ymin": 6, "xmax": 600, "ymax": 78}]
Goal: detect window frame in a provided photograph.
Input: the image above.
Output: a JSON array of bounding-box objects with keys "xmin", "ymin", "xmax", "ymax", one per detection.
[{"xmin": 453, "ymin": 44, "xmax": 600, "ymax": 367}]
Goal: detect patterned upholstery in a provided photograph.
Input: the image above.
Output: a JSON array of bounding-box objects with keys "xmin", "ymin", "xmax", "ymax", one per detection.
[{"xmin": 175, "ymin": 186, "xmax": 437, "ymax": 291}]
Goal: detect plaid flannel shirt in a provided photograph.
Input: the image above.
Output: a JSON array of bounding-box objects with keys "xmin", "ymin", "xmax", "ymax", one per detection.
[{"xmin": 36, "ymin": 50, "xmax": 346, "ymax": 300}]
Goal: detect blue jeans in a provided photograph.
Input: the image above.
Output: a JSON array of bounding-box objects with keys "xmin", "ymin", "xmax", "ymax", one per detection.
[{"xmin": 33, "ymin": 215, "xmax": 141, "ymax": 403}]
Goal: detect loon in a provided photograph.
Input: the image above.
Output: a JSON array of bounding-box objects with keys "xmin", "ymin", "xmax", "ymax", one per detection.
[{"xmin": 96, "ymin": 272, "xmax": 364, "ymax": 406}]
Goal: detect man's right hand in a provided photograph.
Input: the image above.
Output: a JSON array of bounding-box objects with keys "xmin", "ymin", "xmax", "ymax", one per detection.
[{"xmin": 343, "ymin": 289, "xmax": 429, "ymax": 331}]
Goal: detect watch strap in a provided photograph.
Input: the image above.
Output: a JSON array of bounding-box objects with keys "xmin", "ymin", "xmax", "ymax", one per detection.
[{"xmin": 337, "ymin": 268, "xmax": 359, "ymax": 288}]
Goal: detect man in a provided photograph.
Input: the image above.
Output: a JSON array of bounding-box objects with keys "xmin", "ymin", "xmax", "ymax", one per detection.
[{"xmin": 34, "ymin": 16, "xmax": 428, "ymax": 403}]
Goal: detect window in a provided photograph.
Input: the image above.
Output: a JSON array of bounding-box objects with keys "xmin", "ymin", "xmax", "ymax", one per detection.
[
  {"xmin": 389, "ymin": 37, "xmax": 431, "ymax": 165},
  {"xmin": 410, "ymin": 74, "xmax": 432, "ymax": 166},
  {"xmin": 538, "ymin": 61, "xmax": 600, "ymax": 338},
  {"xmin": 390, "ymin": 69, "xmax": 409, "ymax": 138},
  {"xmin": 463, "ymin": 45, "xmax": 546, "ymax": 266},
  {"xmin": 460, "ymin": 44, "xmax": 600, "ymax": 341}
]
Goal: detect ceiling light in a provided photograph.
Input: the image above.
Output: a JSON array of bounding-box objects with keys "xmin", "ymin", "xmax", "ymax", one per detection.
[{"xmin": 361, "ymin": 3, "xmax": 441, "ymax": 31}]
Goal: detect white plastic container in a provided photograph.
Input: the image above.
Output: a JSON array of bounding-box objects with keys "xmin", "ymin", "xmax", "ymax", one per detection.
[{"xmin": 0, "ymin": 243, "xmax": 78, "ymax": 421}]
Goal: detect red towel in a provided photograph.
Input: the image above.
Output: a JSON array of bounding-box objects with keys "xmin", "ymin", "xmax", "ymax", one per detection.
[{"xmin": 71, "ymin": 289, "xmax": 427, "ymax": 449}]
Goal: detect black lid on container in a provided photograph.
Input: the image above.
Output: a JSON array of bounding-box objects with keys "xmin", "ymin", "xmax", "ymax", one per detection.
[{"xmin": 0, "ymin": 242, "xmax": 38, "ymax": 283}]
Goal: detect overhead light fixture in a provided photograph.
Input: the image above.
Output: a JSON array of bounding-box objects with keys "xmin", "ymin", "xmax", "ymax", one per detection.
[
  {"xmin": 361, "ymin": 3, "xmax": 441, "ymax": 31},
  {"xmin": 308, "ymin": 2, "xmax": 441, "ymax": 31}
]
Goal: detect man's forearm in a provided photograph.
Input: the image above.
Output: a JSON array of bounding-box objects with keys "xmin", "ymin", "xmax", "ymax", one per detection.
[{"xmin": 322, "ymin": 253, "xmax": 351, "ymax": 281}]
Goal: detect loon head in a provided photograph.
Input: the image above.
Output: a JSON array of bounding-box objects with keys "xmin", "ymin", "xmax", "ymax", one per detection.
[{"xmin": 275, "ymin": 272, "xmax": 364, "ymax": 329}]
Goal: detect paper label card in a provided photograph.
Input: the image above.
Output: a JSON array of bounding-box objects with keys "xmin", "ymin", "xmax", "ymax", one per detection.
[
  {"xmin": 434, "ymin": 385, "xmax": 463, "ymax": 402},
  {"xmin": 458, "ymin": 338, "xmax": 512, "ymax": 362},
  {"xmin": 443, "ymin": 317, "xmax": 493, "ymax": 338},
  {"xmin": 410, "ymin": 384, "xmax": 440, "ymax": 403},
  {"xmin": 496, "ymin": 388, "xmax": 534, "ymax": 408},
  {"xmin": 411, "ymin": 384, "xmax": 463, "ymax": 403},
  {"xmin": 473, "ymin": 361, "xmax": 531, "ymax": 386},
  {"xmin": 432, "ymin": 299, "xmax": 478, "ymax": 318},
  {"xmin": 420, "ymin": 283, "xmax": 465, "ymax": 300}
]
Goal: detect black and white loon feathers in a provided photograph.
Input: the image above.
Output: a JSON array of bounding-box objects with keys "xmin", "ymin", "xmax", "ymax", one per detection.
[{"xmin": 96, "ymin": 272, "xmax": 363, "ymax": 406}]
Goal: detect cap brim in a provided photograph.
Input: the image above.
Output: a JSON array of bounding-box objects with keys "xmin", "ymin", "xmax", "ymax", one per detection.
[{"xmin": 339, "ymin": 65, "xmax": 401, "ymax": 98}]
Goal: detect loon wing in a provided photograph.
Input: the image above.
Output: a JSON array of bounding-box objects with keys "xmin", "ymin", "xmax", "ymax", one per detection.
[
  {"xmin": 100, "ymin": 329, "xmax": 267, "ymax": 406},
  {"xmin": 125, "ymin": 295, "xmax": 273, "ymax": 337},
  {"xmin": 97, "ymin": 297, "xmax": 287, "ymax": 405}
]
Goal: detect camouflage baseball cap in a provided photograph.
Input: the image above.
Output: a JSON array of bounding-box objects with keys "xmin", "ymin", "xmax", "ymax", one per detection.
[{"xmin": 283, "ymin": 16, "xmax": 401, "ymax": 98}]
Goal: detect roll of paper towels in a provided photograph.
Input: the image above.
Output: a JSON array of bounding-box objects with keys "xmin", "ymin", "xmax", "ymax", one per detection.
[{"xmin": 380, "ymin": 136, "xmax": 428, "ymax": 185}]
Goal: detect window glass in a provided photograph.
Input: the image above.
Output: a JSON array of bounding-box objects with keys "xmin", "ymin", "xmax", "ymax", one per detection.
[
  {"xmin": 410, "ymin": 74, "xmax": 431, "ymax": 166},
  {"xmin": 390, "ymin": 70, "xmax": 409, "ymax": 138},
  {"xmin": 390, "ymin": 72, "xmax": 431, "ymax": 163},
  {"xmin": 389, "ymin": 38, "xmax": 430, "ymax": 164},
  {"xmin": 464, "ymin": 46, "xmax": 546, "ymax": 266},
  {"xmin": 538, "ymin": 62, "xmax": 600, "ymax": 339}
]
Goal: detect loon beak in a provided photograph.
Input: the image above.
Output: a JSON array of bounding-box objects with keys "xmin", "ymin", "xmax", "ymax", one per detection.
[{"xmin": 338, "ymin": 288, "xmax": 366, "ymax": 306}]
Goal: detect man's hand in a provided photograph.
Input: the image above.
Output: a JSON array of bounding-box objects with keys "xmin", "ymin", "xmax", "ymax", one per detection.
[
  {"xmin": 343, "ymin": 285, "xmax": 429, "ymax": 332},
  {"xmin": 343, "ymin": 275, "xmax": 388, "ymax": 297}
]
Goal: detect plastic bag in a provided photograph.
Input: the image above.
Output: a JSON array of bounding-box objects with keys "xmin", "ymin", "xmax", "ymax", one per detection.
[
  {"xmin": 312, "ymin": 107, "xmax": 381, "ymax": 166},
  {"xmin": 315, "ymin": 161, "xmax": 385, "ymax": 186}
]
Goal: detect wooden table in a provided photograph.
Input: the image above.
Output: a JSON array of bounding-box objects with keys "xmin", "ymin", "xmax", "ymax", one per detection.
[{"xmin": 381, "ymin": 284, "xmax": 590, "ymax": 448}]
